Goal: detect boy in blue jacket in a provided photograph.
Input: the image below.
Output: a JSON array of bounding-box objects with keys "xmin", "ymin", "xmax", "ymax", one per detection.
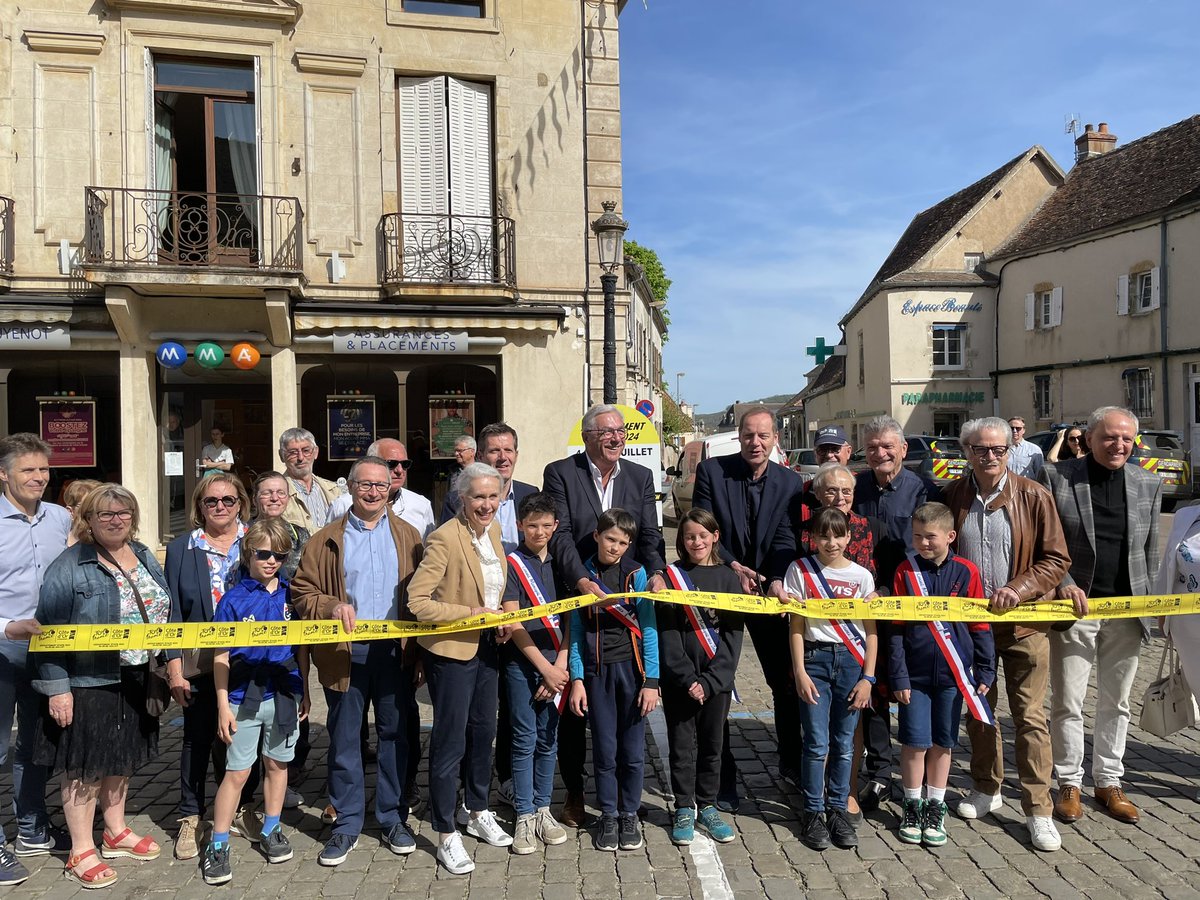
[
  {"xmin": 567, "ymin": 508, "xmax": 658, "ymax": 854},
  {"xmin": 890, "ymin": 502, "xmax": 995, "ymax": 848}
]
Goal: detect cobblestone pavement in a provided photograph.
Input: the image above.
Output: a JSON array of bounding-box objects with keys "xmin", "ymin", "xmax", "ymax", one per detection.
[{"xmin": 5, "ymin": 527, "xmax": 1200, "ymax": 898}]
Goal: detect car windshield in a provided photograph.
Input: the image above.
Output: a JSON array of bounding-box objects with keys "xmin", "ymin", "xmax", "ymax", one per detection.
[
  {"xmin": 1134, "ymin": 432, "xmax": 1184, "ymax": 457},
  {"xmin": 799, "ymin": 450, "xmax": 817, "ymax": 465},
  {"xmin": 927, "ymin": 438, "xmax": 964, "ymax": 458}
]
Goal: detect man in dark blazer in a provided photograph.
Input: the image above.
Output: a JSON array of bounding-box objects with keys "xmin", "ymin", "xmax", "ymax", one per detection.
[
  {"xmin": 439, "ymin": 423, "xmax": 537, "ymax": 551},
  {"xmin": 693, "ymin": 406, "xmax": 805, "ymax": 805},
  {"xmin": 543, "ymin": 404, "xmax": 667, "ymax": 826},
  {"xmin": 1040, "ymin": 406, "xmax": 1160, "ymax": 827}
]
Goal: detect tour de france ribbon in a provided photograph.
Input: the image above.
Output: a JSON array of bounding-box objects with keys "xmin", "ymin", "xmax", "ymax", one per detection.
[
  {"xmin": 665, "ymin": 564, "xmax": 741, "ymax": 703},
  {"xmin": 903, "ymin": 553, "xmax": 995, "ymax": 726},
  {"xmin": 794, "ymin": 556, "xmax": 867, "ymax": 666},
  {"xmin": 28, "ymin": 590, "xmax": 1200, "ymax": 652},
  {"xmin": 586, "ymin": 565, "xmax": 643, "ymax": 638},
  {"xmin": 507, "ymin": 551, "xmax": 568, "ymax": 712}
]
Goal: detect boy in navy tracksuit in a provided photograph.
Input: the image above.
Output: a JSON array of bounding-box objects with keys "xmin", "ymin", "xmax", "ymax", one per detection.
[
  {"xmin": 567, "ymin": 508, "xmax": 658, "ymax": 854},
  {"xmin": 890, "ymin": 502, "xmax": 995, "ymax": 849}
]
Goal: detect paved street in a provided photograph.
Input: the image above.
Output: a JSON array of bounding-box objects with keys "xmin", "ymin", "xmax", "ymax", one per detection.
[{"xmin": 4, "ymin": 520, "xmax": 1200, "ymax": 898}]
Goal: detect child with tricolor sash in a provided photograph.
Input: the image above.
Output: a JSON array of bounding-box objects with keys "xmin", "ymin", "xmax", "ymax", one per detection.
[
  {"xmin": 659, "ymin": 508, "xmax": 744, "ymax": 846},
  {"xmin": 890, "ymin": 502, "xmax": 994, "ymax": 848},
  {"xmin": 500, "ymin": 493, "xmax": 570, "ymax": 855},
  {"xmin": 784, "ymin": 507, "xmax": 878, "ymax": 852},
  {"xmin": 567, "ymin": 508, "xmax": 658, "ymax": 853}
]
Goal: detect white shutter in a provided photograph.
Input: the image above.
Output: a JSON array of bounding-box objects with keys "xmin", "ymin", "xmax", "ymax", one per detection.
[
  {"xmin": 1149, "ymin": 266, "xmax": 1161, "ymax": 311},
  {"xmin": 448, "ymin": 77, "xmax": 493, "ymax": 281},
  {"xmin": 1117, "ymin": 274, "xmax": 1129, "ymax": 316},
  {"xmin": 1050, "ymin": 286, "xmax": 1063, "ymax": 327},
  {"xmin": 398, "ymin": 76, "xmax": 448, "ymax": 279},
  {"xmin": 1025, "ymin": 292, "xmax": 1035, "ymax": 330}
]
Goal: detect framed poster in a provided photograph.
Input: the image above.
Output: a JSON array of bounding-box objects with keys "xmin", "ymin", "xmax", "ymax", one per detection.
[
  {"xmin": 326, "ymin": 395, "xmax": 376, "ymax": 462},
  {"xmin": 429, "ymin": 394, "xmax": 475, "ymax": 460},
  {"xmin": 38, "ymin": 398, "xmax": 97, "ymax": 468}
]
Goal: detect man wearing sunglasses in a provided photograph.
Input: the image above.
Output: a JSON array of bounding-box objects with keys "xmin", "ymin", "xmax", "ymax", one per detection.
[
  {"xmin": 439, "ymin": 423, "xmax": 538, "ymax": 552},
  {"xmin": 328, "ymin": 439, "xmax": 436, "ymax": 541},
  {"xmin": 943, "ymin": 417, "xmax": 1070, "ymax": 852},
  {"xmin": 279, "ymin": 428, "xmax": 345, "ymax": 532}
]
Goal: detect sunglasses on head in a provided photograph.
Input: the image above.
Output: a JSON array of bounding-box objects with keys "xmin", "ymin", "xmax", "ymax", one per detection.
[
  {"xmin": 386, "ymin": 459, "xmax": 413, "ymax": 471},
  {"xmin": 202, "ymin": 496, "xmax": 239, "ymax": 509},
  {"xmin": 252, "ymin": 548, "xmax": 288, "ymax": 562}
]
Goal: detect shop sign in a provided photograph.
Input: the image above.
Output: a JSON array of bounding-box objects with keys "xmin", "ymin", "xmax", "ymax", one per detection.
[
  {"xmin": 566, "ymin": 404, "xmax": 664, "ymax": 525},
  {"xmin": 38, "ymin": 398, "xmax": 96, "ymax": 468},
  {"xmin": 900, "ymin": 298, "xmax": 984, "ymax": 316},
  {"xmin": 156, "ymin": 341, "xmax": 187, "ymax": 368},
  {"xmin": 332, "ymin": 330, "xmax": 468, "ymax": 354},
  {"xmin": 901, "ymin": 391, "xmax": 986, "ymax": 406},
  {"xmin": 429, "ymin": 395, "xmax": 475, "ymax": 460},
  {"xmin": 231, "ymin": 343, "xmax": 261, "ymax": 370},
  {"xmin": 0, "ymin": 324, "xmax": 70, "ymax": 350},
  {"xmin": 326, "ymin": 395, "xmax": 376, "ymax": 462},
  {"xmin": 195, "ymin": 342, "xmax": 225, "ymax": 368}
]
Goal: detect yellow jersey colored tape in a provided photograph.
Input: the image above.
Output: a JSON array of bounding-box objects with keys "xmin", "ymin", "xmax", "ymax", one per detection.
[{"xmin": 27, "ymin": 589, "xmax": 1200, "ymax": 652}]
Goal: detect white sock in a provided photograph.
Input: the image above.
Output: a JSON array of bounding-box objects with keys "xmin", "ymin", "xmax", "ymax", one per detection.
[
  {"xmin": 926, "ymin": 786, "xmax": 946, "ymax": 802},
  {"xmin": 903, "ymin": 787, "xmax": 922, "ymax": 801}
]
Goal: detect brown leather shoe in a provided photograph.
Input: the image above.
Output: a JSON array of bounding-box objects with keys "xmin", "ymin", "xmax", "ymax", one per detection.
[
  {"xmin": 1054, "ymin": 785, "xmax": 1083, "ymax": 823},
  {"xmin": 559, "ymin": 790, "xmax": 586, "ymax": 829},
  {"xmin": 1094, "ymin": 786, "xmax": 1139, "ymax": 824}
]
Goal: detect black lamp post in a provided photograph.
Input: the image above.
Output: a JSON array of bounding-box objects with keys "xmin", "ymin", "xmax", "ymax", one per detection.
[{"xmin": 591, "ymin": 200, "xmax": 628, "ymax": 405}]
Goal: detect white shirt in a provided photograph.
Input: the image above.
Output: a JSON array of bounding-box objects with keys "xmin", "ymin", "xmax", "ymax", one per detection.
[
  {"xmin": 201, "ymin": 443, "xmax": 233, "ymax": 472},
  {"xmin": 470, "ymin": 528, "xmax": 505, "ymax": 611},
  {"xmin": 327, "ymin": 488, "xmax": 436, "ymax": 542},
  {"xmin": 586, "ymin": 455, "xmax": 620, "ymax": 512},
  {"xmin": 783, "ymin": 558, "xmax": 875, "ymax": 644}
]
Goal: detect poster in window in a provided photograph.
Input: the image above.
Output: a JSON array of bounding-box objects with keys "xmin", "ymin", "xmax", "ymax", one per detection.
[
  {"xmin": 327, "ymin": 395, "xmax": 376, "ymax": 462},
  {"xmin": 429, "ymin": 395, "xmax": 475, "ymax": 460},
  {"xmin": 39, "ymin": 398, "xmax": 96, "ymax": 468}
]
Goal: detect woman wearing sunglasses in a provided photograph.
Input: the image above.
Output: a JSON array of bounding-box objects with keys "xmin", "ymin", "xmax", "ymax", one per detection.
[
  {"xmin": 164, "ymin": 473, "xmax": 257, "ymax": 862},
  {"xmin": 1046, "ymin": 427, "xmax": 1087, "ymax": 463}
]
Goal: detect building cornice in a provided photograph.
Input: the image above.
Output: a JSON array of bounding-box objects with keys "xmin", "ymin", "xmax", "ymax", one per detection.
[
  {"xmin": 103, "ymin": 0, "xmax": 301, "ymax": 25},
  {"xmin": 23, "ymin": 30, "xmax": 106, "ymax": 54},
  {"xmin": 294, "ymin": 51, "xmax": 368, "ymax": 77}
]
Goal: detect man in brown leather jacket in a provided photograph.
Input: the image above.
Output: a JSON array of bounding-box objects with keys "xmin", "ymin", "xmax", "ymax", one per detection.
[{"xmin": 942, "ymin": 417, "xmax": 1071, "ymax": 852}]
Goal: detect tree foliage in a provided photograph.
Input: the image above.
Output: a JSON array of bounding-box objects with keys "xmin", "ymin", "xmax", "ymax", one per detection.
[
  {"xmin": 625, "ymin": 240, "xmax": 672, "ymax": 306},
  {"xmin": 659, "ymin": 384, "xmax": 692, "ymax": 438}
]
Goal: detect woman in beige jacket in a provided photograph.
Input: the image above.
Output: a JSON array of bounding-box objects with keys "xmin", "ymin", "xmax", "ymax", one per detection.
[{"xmin": 407, "ymin": 462, "xmax": 511, "ymax": 875}]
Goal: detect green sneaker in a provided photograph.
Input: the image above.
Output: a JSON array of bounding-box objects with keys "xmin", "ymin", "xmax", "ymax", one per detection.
[
  {"xmin": 922, "ymin": 799, "xmax": 949, "ymax": 847},
  {"xmin": 671, "ymin": 807, "xmax": 695, "ymax": 845},
  {"xmin": 898, "ymin": 798, "xmax": 924, "ymax": 844},
  {"xmin": 696, "ymin": 805, "xmax": 735, "ymax": 843}
]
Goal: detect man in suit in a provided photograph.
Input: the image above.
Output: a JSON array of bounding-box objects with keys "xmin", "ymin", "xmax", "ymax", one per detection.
[
  {"xmin": 693, "ymin": 406, "xmax": 805, "ymax": 805},
  {"xmin": 440, "ymin": 423, "xmax": 537, "ymax": 551},
  {"xmin": 1040, "ymin": 406, "xmax": 1160, "ymax": 826},
  {"xmin": 543, "ymin": 404, "xmax": 667, "ymax": 826}
]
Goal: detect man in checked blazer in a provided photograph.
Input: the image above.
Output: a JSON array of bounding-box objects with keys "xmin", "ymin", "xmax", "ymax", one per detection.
[{"xmin": 1039, "ymin": 405, "xmax": 1160, "ymax": 827}]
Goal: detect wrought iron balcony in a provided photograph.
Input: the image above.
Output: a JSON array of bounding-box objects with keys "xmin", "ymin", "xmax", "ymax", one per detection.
[
  {"xmin": 0, "ymin": 195, "xmax": 13, "ymax": 276},
  {"xmin": 83, "ymin": 187, "xmax": 303, "ymax": 272},
  {"xmin": 381, "ymin": 213, "xmax": 515, "ymax": 287}
]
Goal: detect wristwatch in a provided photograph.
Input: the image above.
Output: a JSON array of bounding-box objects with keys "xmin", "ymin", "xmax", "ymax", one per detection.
[{"xmin": 861, "ymin": 674, "xmax": 877, "ymax": 685}]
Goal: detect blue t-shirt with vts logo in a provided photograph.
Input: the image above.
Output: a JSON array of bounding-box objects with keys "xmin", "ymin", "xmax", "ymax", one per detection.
[{"xmin": 213, "ymin": 577, "xmax": 304, "ymax": 705}]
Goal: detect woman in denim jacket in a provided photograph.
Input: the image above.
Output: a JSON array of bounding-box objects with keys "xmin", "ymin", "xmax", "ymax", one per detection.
[{"xmin": 33, "ymin": 483, "xmax": 169, "ymax": 889}]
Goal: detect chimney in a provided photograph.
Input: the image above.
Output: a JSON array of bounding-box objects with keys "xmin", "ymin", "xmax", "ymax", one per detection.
[{"xmin": 1075, "ymin": 122, "xmax": 1117, "ymax": 163}]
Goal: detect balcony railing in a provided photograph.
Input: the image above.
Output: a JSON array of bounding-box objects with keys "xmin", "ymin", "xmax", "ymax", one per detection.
[
  {"xmin": 381, "ymin": 213, "xmax": 515, "ymax": 287},
  {"xmin": 83, "ymin": 187, "xmax": 303, "ymax": 272},
  {"xmin": 0, "ymin": 196, "xmax": 13, "ymax": 275}
]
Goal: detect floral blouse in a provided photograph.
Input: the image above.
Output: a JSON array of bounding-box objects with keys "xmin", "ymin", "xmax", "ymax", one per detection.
[
  {"xmin": 187, "ymin": 521, "xmax": 247, "ymax": 613},
  {"xmin": 115, "ymin": 563, "xmax": 172, "ymax": 666}
]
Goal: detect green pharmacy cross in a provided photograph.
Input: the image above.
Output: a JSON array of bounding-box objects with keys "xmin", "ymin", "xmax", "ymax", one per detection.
[{"xmin": 806, "ymin": 337, "xmax": 836, "ymax": 364}]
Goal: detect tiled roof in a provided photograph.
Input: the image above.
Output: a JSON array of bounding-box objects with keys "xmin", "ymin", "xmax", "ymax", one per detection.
[
  {"xmin": 878, "ymin": 271, "xmax": 997, "ymax": 288},
  {"xmin": 997, "ymin": 115, "xmax": 1200, "ymax": 257},
  {"xmin": 798, "ymin": 354, "xmax": 845, "ymax": 401}
]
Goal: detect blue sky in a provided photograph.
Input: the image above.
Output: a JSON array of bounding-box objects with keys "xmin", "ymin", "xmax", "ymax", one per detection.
[{"xmin": 617, "ymin": 1, "xmax": 1199, "ymax": 413}]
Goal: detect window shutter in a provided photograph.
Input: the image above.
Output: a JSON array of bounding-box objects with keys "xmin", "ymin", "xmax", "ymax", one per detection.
[
  {"xmin": 1050, "ymin": 286, "xmax": 1063, "ymax": 327},
  {"xmin": 398, "ymin": 76, "xmax": 449, "ymax": 279},
  {"xmin": 447, "ymin": 77, "xmax": 493, "ymax": 281},
  {"xmin": 1024, "ymin": 293, "xmax": 1035, "ymax": 330},
  {"xmin": 1149, "ymin": 266, "xmax": 1161, "ymax": 311},
  {"xmin": 1117, "ymin": 274, "xmax": 1129, "ymax": 316}
]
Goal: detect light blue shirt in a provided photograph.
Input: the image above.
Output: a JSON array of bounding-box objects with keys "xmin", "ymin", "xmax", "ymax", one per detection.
[
  {"xmin": 342, "ymin": 511, "xmax": 400, "ymax": 621},
  {"xmin": 0, "ymin": 493, "xmax": 71, "ymax": 638},
  {"xmin": 497, "ymin": 491, "xmax": 519, "ymax": 548},
  {"xmin": 1006, "ymin": 439, "xmax": 1044, "ymax": 480}
]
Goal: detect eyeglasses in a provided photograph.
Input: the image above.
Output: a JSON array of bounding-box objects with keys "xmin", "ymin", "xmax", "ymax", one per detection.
[
  {"xmin": 93, "ymin": 509, "xmax": 134, "ymax": 522},
  {"xmin": 1067, "ymin": 435, "xmax": 1082, "ymax": 443},
  {"xmin": 256, "ymin": 489, "xmax": 288, "ymax": 498},
  {"xmin": 282, "ymin": 446, "xmax": 316, "ymax": 459},
  {"xmin": 585, "ymin": 428, "xmax": 626, "ymax": 439},
  {"xmin": 453, "ymin": 448, "xmax": 472, "ymax": 456},
  {"xmin": 351, "ymin": 480, "xmax": 389, "ymax": 493},
  {"xmin": 202, "ymin": 496, "xmax": 239, "ymax": 509},
  {"xmin": 969, "ymin": 445, "xmax": 1009, "ymax": 458},
  {"xmin": 252, "ymin": 548, "xmax": 288, "ymax": 563},
  {"xmin": 1010, "ymin": 425, "xmax": 1025, "ymax": 432},
  {"xmin": 819, "ymin": 488, "xmax": 855, "ymax": 498},
  {"xmin": 385, "ymin": 459, "xmax": 412, "ymax": 471}
]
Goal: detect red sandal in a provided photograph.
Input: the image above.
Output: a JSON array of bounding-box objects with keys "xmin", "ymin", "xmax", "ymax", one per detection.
[
  {"xmin": 100, "ymin": 828, "xmax": 161, "ymax": 861},
  {"xmin": 65, "ymin": 849, "xmax": 119, "ymax": 889}
]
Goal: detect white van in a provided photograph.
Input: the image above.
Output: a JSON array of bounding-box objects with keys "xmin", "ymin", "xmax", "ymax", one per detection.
[{"xmin": 666, "ymin": 431, "xmax": 786, "ymax": 518}]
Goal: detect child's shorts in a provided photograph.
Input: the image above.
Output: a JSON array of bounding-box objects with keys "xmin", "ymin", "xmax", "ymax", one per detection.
[
  {"xmin": 897, "ymin": 684, "xmax": 963, "ymax": 750},
  {"xmin": 226, "ymin": 698, "xmax": 299, "ymax": 770}
]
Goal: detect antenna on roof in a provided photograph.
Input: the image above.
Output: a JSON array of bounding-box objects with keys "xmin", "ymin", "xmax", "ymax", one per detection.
[{"xmin": 1064, "ymin": 113, "xmax": 1082, "ymax": 138}]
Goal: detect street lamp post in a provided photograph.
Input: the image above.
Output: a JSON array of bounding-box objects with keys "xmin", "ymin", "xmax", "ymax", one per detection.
[
  {"xmin": 591, "ymin": 200, "xmax": 628, "ymax": 405},
  {"xmin": 676, "ymin": 371, "xmax": 685, "ymax": 403}
]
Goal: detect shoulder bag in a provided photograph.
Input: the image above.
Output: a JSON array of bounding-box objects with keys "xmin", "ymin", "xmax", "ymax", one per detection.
[{"xmin": 1139, "ymin": 636, "xmax": 1200, "ymax": 738}]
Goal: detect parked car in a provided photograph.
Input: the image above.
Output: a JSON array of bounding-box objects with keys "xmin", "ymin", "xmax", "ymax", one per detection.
[
  {"xmin": 846, "ymin": 434, "xmax": 967, "ymax": 486},
  {"xmin": 1029, "ymin": 426, "xmax": 1193, "ymax": 509},
  {"xmin": 666, "ymin": 431, "xmax": 786, "ymax": 518},
  {"xmin": 786, "ymin": 447, "xmax": 821, "ymax": 479}
]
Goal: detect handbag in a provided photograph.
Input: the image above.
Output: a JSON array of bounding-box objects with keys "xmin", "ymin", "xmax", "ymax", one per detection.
[
  {"xmin": 98, "ymin": 547, "xmax": 172, "ymax": 717},
  {"xmin": 1139, "ymin": 637, "xmax": 1200, "ymax": 738}
]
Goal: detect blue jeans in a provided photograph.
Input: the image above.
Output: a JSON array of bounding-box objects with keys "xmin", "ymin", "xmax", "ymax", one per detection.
[
  {"xmin": 505, "ymin": 658, "xmax": 560, "ymax": 816},
  {"xmin": 797, "ymin": 642, "xmax": 863, "ymax": 813},
  {"xmin": 0, "ymin": 642, "xmax": 49, "ymax": 845},
  {"xmin": 585, "ymin": 659, "xmax": 645, "ymax": 817}
]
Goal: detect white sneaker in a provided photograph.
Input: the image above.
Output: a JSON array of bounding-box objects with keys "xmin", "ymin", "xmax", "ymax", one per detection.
[
  {"xmin": 497, "ymin": 779, "xmax": 514, "ymax": 809},
  {"xmin": 465, "ymin": 809, "xmax": 513, "ymax": 847},
  {"xmin": 1027, "ymin": 816, "xmax": 1061, "ymax": 851},
  {"xmin": 437, "ymin": 833, "xmax": 475, "ymax": 875},
  {"xmin": 956, "ymin": 791, "xmax": 1002, "ymax": 819}
]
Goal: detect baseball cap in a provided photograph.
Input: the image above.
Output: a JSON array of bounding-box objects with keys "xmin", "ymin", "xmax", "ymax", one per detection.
[{"xmin": 815, "ymin": 425, "xmax": 849, "ymax": 448}]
